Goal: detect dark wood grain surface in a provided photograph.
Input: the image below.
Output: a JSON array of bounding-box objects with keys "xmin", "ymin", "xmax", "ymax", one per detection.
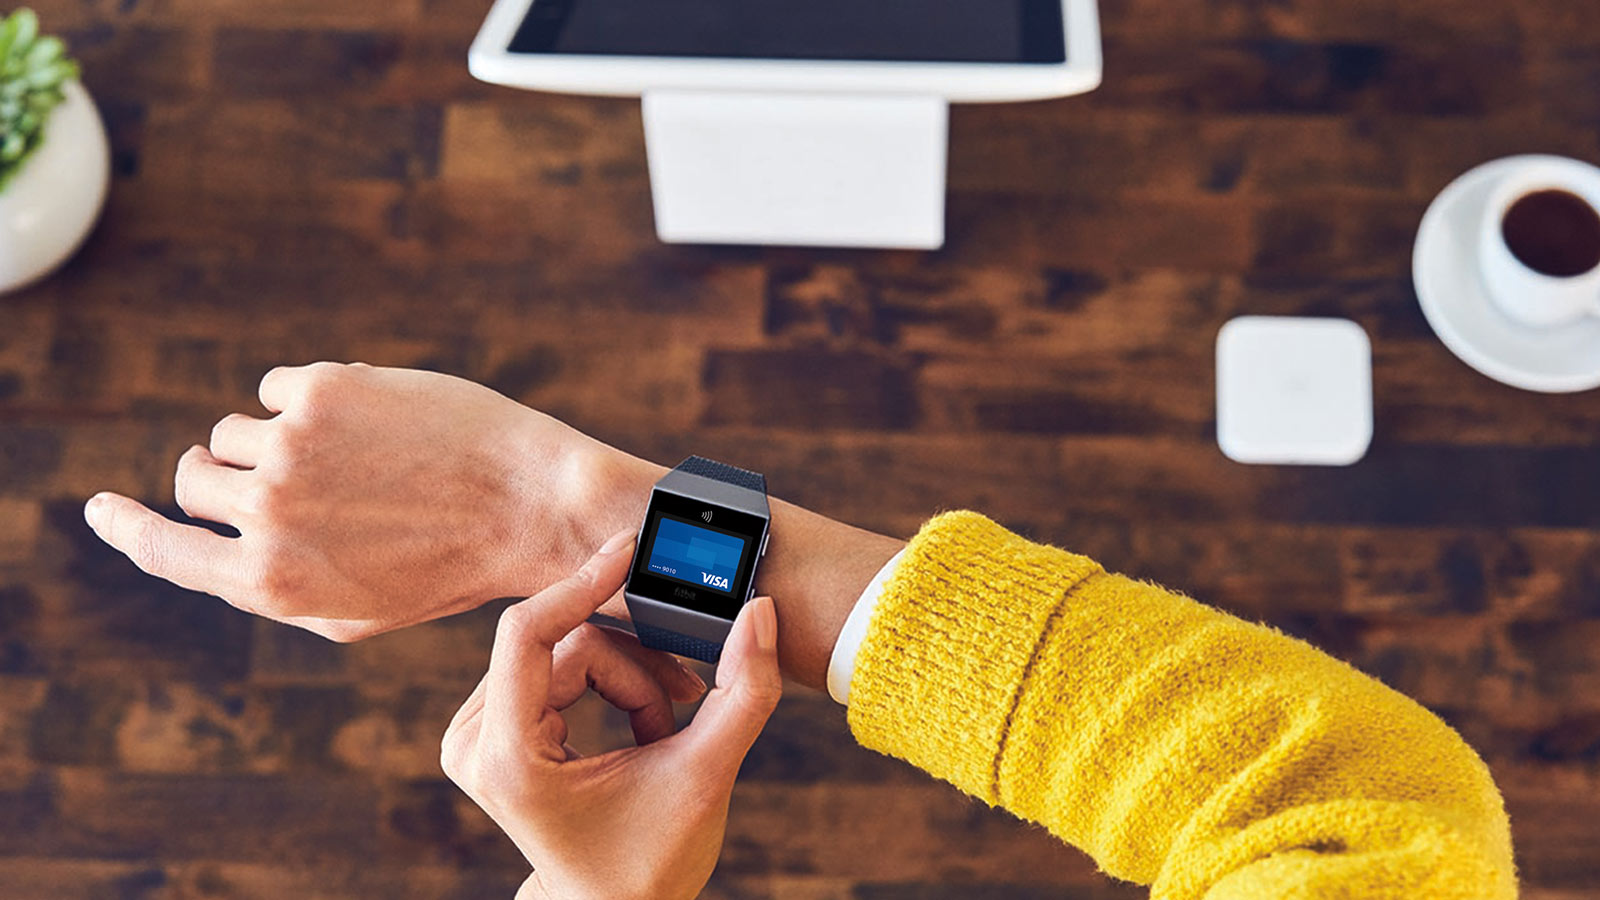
[{"xmin": 3, "ymin": 0, "xmax": 1600, "ymax": 897}]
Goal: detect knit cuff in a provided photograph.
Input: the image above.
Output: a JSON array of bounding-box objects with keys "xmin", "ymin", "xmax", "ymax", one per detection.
[{"xmin": 845, "ymin": 511, "xmax": 1103, "ymax": 802}]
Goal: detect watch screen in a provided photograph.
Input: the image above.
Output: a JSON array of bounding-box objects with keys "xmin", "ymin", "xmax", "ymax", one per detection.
[
  {"xmin": 507, "ymin": 0, "xmax": 1067, "ymax": 64},
  {"xmin": 645, "ymin": 516, "xmax": 746, "ymax": 594},
  {"xmin": 630, "ymin": 489, "xmax": 767, "ymax": 620}
]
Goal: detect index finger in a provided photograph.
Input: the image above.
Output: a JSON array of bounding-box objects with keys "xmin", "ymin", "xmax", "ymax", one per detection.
[
  {"xmin": 257, "ymin": 361, "xmax": 340, "ymax": 414},
  {"xmin": 257, "ymin": 365, "xmax": 304, "ymax": 413},
  {"xmin": 482, "ymin": 531, "xmax": 636, "ymax": 750}
]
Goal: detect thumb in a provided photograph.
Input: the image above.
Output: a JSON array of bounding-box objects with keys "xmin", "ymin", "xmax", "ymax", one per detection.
[{"xmin": 679, "ymin": 596, "xmax": 782, "ymax": 775}]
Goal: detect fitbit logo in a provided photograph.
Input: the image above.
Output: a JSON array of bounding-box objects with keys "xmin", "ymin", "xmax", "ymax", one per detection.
[
  {"xmin": 673, "ymin": 586, "xmax": 696, "ymax": 601},
  {"xmin": 702, "ymin": 573, "xmax": 730, "ymax": 590},
  {"xmin": 701, "ymin": 510, "xmax": 713, "ymax": 523}
]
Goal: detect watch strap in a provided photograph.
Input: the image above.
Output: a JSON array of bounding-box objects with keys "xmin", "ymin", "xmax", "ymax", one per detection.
[
  {"xmin": 633, "ymin": 620, "xmax": 725, "ymax": 665},
  {"xmin": 675, "ymin": 455, "xmax": 767, "ymax": 494}
]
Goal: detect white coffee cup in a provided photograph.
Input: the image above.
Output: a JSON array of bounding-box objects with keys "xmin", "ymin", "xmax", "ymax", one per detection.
[{"xmin": 1478, "ymin": 156, "xmax": 1600, "ymax": 329}]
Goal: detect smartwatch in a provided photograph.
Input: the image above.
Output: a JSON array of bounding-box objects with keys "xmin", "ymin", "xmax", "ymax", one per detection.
[{"xmin": 624, "ymin": 456, "xmax": 771, "ymax": 664}]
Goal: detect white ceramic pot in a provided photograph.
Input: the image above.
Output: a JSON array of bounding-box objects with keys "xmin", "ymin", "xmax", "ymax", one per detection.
[{"xmin": 0, "ymin": 80, "xmax": 111, "ymax": 295}]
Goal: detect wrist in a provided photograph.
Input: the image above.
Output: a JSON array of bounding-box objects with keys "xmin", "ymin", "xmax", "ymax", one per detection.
[
  {"xmin": 490, "ymin": 413, "xmax": 662, "ymax": 599},
  {"xmin": 569, "ymin": 448, "xmax": 904, "ymax": 691},
  {"xmin": 563, "ymin": 441, "xmax": 665, "ymax": 554},
  {"xmin": 759, "ymin": 502, "xmax": 904, "ymax": 690},
  {"xmin": 493, "ymin": 427, "xmax": 902, "ymax": 692}
]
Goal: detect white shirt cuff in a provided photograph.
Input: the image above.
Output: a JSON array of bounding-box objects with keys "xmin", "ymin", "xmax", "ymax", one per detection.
[{"xmin": 826, "ymin": 548, "xmax": 906, "ymax": 706}]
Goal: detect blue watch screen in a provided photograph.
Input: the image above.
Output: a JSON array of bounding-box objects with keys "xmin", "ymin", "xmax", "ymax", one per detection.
[{"xmin": 644, "ymin": 516, "xmax": 749, "ymax": 594}]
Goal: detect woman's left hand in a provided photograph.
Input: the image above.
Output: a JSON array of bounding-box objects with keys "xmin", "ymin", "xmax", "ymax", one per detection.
[{"xmin": 441, "ymin": 530, "xmax": 783, "ymax": 900}]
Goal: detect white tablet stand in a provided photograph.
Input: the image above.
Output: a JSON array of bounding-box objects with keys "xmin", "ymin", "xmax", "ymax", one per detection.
[
  {"xmin": 469, "ymin": 0, "xmax": 1103, "ymax": 251},
  {"xmin": 642, "ymin": 91, "xmax": 949, "ymax": 249}
]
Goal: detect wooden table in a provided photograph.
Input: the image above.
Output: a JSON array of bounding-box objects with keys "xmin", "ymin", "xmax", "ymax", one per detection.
[{"xmin": 2, "ymin": 0, "xmax": 1599, "ymax": 896}]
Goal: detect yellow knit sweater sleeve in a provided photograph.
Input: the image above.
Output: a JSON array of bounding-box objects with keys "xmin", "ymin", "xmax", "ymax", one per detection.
[{"xmin": 847, "ymin": 512, "xmax": 1516, "ymax": 899}]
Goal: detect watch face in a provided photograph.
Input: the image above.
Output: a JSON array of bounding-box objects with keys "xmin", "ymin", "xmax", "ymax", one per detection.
[{"xmin": 629, "ymin": 488, "xmax": 767, "ymax": 620}]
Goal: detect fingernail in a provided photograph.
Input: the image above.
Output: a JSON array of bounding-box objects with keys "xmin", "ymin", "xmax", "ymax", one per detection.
[
  {"xmin": 83, "ymin": 494, "xmax": 107, "ymax": 529},
  {"xmin": 751, "ymin": 596, "xmax": 777, "ymax": 651},
  {"xmin": 598, "ymin": 528, "xmax": 635, "ymax": 556},
  {"xmin": 678, "ymin": 663, "xmax": 707, "ymax": 695}
]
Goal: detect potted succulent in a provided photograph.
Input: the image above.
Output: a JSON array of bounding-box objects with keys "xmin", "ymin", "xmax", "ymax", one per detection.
[{"xmin": 0, "ymin": 8, "xmax": 109, "ymax": 294}]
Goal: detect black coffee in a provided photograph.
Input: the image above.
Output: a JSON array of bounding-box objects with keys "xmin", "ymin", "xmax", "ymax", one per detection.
[{"xmin": 1501, "ymin": 189, "xmax": 1600, "ymax": 278}]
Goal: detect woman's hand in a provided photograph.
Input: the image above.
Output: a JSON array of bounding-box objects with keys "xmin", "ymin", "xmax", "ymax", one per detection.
[
  {"xmin": 82, "ymin": 361, "xmax": 648, "ymax": 641},
  {"xmin": 81, "ymin": 360, "xmax": 902, "ymax": 690},
  {"xmin": 442, "ymin": 531, "xmax": 783, "ymax": 900}
]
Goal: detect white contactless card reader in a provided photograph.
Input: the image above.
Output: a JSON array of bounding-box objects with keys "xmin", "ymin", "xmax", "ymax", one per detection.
[
  {"xmin": 1216, "ymin": 317, "xmax": 1374, "ymax": 467},
  {"xmin": 469, "ymin": 0, "xmax": 1102, "ymax": 249}
]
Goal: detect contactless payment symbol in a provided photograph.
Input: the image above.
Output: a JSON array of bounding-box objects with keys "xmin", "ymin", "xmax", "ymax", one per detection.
[{"xmin": 701, "ymin": 510, "xmax": 713, "ymax": 523}]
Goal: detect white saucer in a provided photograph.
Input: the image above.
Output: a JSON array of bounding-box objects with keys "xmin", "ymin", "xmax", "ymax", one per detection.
[{"xmin": 1413, "ymin": 154, "xmax": 1600, "ymax": 393}]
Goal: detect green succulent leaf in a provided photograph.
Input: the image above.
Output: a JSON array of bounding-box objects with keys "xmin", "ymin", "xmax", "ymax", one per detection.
[
  {"xmin": 9, "ymin": 9, "xmax": 36, "ymax": 56},
  {"xmin": 25, "ymin": 35, "xmax": 61, "ymax": 67},
  {"xmin": 0, "ymin": 8, "xmax": 83, "ymax": 192},
  {"xmin": 27, "ymin": 59, "xmax": 71, "ymax": 88},
  {"xmin": 0, "ymin": 14, "xmax": 21, "ymax": 61}
]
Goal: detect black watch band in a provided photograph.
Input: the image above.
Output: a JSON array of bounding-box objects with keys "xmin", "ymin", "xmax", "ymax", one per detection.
[
  {"xmin": 632, "ymin": 621, "xmax": 727, "ymax": 665},
  {"xmin": 674, "ymin": 455, "xmax": 768, "ymax": 493}
]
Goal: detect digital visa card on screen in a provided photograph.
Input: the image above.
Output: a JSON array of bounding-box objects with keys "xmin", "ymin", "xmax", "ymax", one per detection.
[{"xmin": 645, "ymin": 516, "xmax": 748, "ymax": 593}]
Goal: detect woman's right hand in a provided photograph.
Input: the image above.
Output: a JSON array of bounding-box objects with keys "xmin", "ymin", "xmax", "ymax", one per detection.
[{"xmin": 441, "ymin": 531, "xmax": 784, "ymax": 900}]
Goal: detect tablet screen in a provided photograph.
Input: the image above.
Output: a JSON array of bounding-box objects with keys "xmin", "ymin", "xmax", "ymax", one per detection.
[{"xmin": 508, "ymin": 0, "xmax": 1067, "ymax": 64}]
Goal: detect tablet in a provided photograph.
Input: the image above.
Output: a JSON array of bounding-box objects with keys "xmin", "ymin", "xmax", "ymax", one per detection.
[{"xmin": 469, "ymin": 0, "xmax": 1101, "ymax": 101}]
